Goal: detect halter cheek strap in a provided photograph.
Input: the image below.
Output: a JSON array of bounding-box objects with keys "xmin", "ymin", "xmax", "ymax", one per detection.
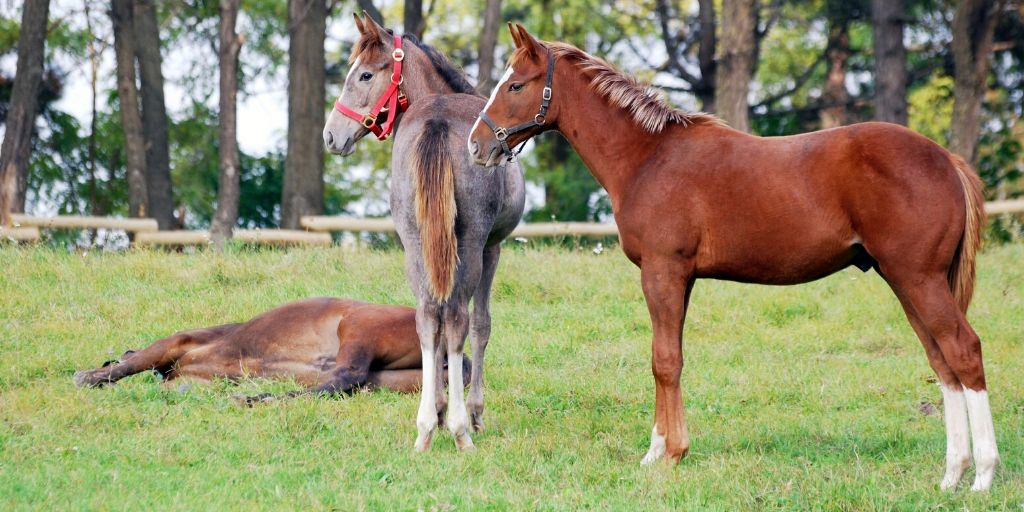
[
  {"xmin": 334, "ymin": 34, "xmax": 410, "ymax": 141},
  {"xmin": 478, "ymin": 48, "xmax": 555, "ymax": 161}
]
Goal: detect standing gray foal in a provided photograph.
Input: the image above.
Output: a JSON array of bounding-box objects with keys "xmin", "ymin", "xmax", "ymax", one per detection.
[{"xmin": 322, "ymin": 14, "xmax": 525, "ymax": 450}]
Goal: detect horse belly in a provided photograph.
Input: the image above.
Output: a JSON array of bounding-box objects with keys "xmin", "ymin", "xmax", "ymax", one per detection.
[{"xmin": 698, "ymin": 228, "xmax": 862, "ymax": 285}]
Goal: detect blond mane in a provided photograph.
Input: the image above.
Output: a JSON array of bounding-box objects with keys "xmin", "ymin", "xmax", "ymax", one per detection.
[{"xmin": 510, "ymin": 42, "xmax": 722, "ymax": 133}]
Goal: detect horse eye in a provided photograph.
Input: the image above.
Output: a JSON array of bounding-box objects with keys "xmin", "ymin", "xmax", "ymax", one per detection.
[
  {"xmin": 509, "ymin": 82, "xmax": 524, "ymax": 92},
  {"xmin": 359, "ymin": 72, "xmax": 373, "ymax": 82}
]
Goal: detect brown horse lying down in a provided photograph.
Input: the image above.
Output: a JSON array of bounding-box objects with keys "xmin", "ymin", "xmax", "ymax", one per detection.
[{"xmin": 74, "ymin": 298, "xmax": 467, "ymax": 398}]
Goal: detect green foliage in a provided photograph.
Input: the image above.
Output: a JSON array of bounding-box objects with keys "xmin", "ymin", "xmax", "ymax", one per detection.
[
  {"xmin": 0, "ymin": 245, "xmax": 1022, "ymax": 508},
  {"xmin": 908, "ymin": 73, "xmax": 954, "ymax": 147},
  {"xmin": 2, "ymin": 0, "xmax": 1023, "ymax": 230}
]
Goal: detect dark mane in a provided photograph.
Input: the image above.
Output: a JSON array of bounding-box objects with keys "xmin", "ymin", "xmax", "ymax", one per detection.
[
  {"xmin": 403, "ymin": 35, "xmax": 480, "ymax": 97},
  {"xmin": 349, "ymin": 30, "xmax": 479, "ymax": 97}
]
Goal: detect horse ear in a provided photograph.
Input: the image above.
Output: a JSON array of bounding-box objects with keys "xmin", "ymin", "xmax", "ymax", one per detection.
[
  {"xmin": 508, "ymin": 22, "xmax": 522, "ymax": 48},
  {"xmin": 363, "ymin": 12, "xmax": 388, "ymax": 41},
  {"xmin": 514, "ymin": 23, "xmax": 542, "ymax": 59},
  {"xmin": 353, "ymin": 12, "xmax": 366, "ymax": 34}
]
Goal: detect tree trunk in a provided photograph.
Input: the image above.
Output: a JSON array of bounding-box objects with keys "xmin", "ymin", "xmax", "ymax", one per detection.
[
  {"xmin": 820, "ymin": 21, "xmax": 850, "ymax": 128},
  {"xmin": 871, "ymin": 0, "xmax": 908, "ymax": 125},
  {"xmin": 476, "ymin": 0, "xmax": 503, "ymax": 94},
  {"xmin": 716, "ymin": 0, "xmax": 758, "ymax": 132},
  {"xmin": 210, "ymin": 0, "xmax": 243, "ymax": 247},
  {"xmin": 404, "ymin": 0, "xmax": 424, "ymax": 38},
  {"xmin": 696, "ymin": 0, "xmax": 717, "ymax": 112},
  {"xmin": 950, "ymin": 0, "xmax": 1002, "ymax": 163},
  {"xmin": 132, "ymin": 0, "xmax": 175, "ymax": 230},
  {"xmin": 281, "ymin": 0, "xmax": 326, "ymax": 229},
  {"xmin": 111, "ymin": 0, "xmax": 149, "ymax": 219},
  {"xmin": 0, "ymin": 0, "xmax": 50, "ymax": 225},
  {"xmin": 355, "ymin": 0, "xmax": 383, "ymax": 25}
]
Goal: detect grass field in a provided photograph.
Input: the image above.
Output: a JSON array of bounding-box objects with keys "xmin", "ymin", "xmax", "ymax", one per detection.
[{"xmin": 1, "ymin": 243, "xmax": 1022, "ymax": 510}]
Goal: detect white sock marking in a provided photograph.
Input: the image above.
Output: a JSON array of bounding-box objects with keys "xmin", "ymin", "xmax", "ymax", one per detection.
[
  {"xmin": 446, "ymin": 352, "xmax": 473, "ymax": 449},
  {"xmin": 640, "ymin": 425, "xmax": 666, "ymax": 465},
  {"xmin": 414, "ymin": 342, "xmax": 437, "ymax": 451},
  {"xmin": 964, "ymin": 387, "xmax": 999, "ymax": 491},
  {"xmin": 939, "ymin": 383, "xmax": 970, "ymax": 490}
]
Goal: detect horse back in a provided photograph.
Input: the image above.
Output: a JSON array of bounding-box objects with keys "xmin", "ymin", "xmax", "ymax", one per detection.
[
  {"xmin": 621, "ymin": 122, "xmax": 966, "ymax": 283},
  {"xmin": 393, "ymin": 94, "xmax": 526, "ymax": 248}
]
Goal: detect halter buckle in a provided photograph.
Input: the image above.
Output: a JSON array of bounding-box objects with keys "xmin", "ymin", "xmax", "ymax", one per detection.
[
  {"xmin": 494, "ymin": 127, "xmax": 509, "ymax": 141},
  {"xmin": 392, "ymin": 48, "xmax": 405, "ymax": 61},
  {"xmin": 534, "ymin": 114, "xmax": 546, "ymax": 125},
  {"xmin": 362, "ymin": 115, "xmax": 376, "ymax": 128},
  {"xmin": 391, "ymin": 73, "xmax": 404, "ymax": 85},
  {"xmin": 542, "ymin": 86, "xmax": 552, "ymax": 101}
]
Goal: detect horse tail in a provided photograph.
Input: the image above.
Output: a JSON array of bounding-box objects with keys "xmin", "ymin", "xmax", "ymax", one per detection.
[
  {"xmin": 947, "ymin": 153, "xmax": 984, "ymax": 313},
  {"xmin": 411, "ymin": 119, "xmax": 458, "ymax": 302}
]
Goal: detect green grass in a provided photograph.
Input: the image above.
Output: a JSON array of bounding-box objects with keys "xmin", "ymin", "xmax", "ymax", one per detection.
[{"xmin": 1, "ymin": 243, "xmax": 1022, "ymax": 510}]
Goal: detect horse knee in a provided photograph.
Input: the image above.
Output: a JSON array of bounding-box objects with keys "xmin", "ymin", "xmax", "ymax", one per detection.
[
  {"xmin": 948, "ymin": 331, "xmax": 985, "ymax": 390},
  {"xmin": 652, "ymin": 351, "xmax": 682, "ymax": 387}
]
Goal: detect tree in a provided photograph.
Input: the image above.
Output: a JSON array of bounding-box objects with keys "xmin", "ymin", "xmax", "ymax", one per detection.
[
  {"xmin": 871, "ymin": 0, "xmax": 908, "ymax": 125},
  {"xmin": 717, "ymin": 0, "xmax": 759, "ymax": 131},
  {"xmin": 654, "ymin": 0, "xmax": 717, "ymax": 112},
  {"xmin": 951, "ymin": 0, "xmax": 1004, "ymax": 163},
  {"xmin": 211, "ymin": 0, "xmax": 243, "ymax": 247},
  {"xmin": 110, "ymin": 0, "xmax": 149, "ymax": 218},
  {"xmin": 820, "ymin": 1, "xmax": 866, "ymax": 128},
  {"xmin": 133, "ymin": 0, "xmax": 175, "ymax": 229},
  {"xmin": 404, "ymin": 0, "xmax": 424, "ymax": 38},
  {"xmin": 356, "ymin": 0, "xmax": 383, "ymax": 25},
  {"xmin": 0, "ymin": 0, "xmax": 50, "ymax": 225},
  {"xmin": 281, "ymin": 0, "xmax": 326, "ymax": 229},
  {"xmin": 476, "ymin": 0, "xmax": 503, "ymax": 94}
]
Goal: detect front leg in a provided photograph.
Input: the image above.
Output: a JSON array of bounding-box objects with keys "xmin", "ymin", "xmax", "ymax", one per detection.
[{"xmin": 639, "ymin": 258, "xmax": 695, "ymax": 465}]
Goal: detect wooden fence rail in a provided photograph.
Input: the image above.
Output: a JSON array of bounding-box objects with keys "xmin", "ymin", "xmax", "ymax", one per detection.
[
  {"xmin": 134, "ymin": 229, "xmax": 331, "ymax": 247},
  {"xmin": 4, "ymin": 199, "xmax": 1023, "ymax": 246},
  {"xmin": 300, "ymin": 199, "xmax": 1024, "ymax": 238},
  {"xmin": 11, "ymin": 214, "xmax": 158, "ymax": 232}
]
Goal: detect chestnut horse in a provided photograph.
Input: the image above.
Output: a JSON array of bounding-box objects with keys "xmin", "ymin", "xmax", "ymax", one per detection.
[
  {"xmin": 74, "ymin": 298, "xmax": 469, "ymax": 397},
  {"xmin": 469, "ymin": 24, "xmax": 997, "ymax": 491},
  {"xmin": 322, "ymin": 15, "xmax": 525, "ymax": 451}
]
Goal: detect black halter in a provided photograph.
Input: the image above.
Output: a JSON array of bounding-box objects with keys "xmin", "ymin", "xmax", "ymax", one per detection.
[{"xmin": 478, "ymin": 48, "xmax": 555, "ymax": 161}]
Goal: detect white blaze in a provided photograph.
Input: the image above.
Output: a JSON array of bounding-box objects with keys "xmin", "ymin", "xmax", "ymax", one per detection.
[{"xmin": 469, "ymin": 66, "xmax": 516, "ymax": 153}]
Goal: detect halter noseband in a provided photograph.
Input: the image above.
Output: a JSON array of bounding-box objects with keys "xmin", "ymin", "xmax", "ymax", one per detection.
[
  {"xmin": 334, "ymin": 34, "xmax": 409, "ymax": 141},
  {"xmin": 478, "ymin": 48, "xmax": 555, "ymax": 161}
]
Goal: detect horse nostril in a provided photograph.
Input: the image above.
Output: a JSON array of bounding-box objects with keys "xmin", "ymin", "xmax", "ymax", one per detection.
[
  {"xmin": 470, "ymin": 140, "xmax": 479, "ymax": 157},
  {"xmin": 325, "ymin": 131, "xmax": 334, "ymax": 146}
]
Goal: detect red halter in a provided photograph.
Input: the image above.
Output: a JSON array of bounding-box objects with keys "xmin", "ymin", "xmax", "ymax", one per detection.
[{"xmin": 334, "ymin": 34, "xmax": 409, "ymax": 141}]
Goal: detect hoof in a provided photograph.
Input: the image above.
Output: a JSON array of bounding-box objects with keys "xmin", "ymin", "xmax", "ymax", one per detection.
[
  {"xmin": 73, "ymin": 370, "xmax": 101, "ymax": 388},
  {"xmin": 471, "ymin": 414, "xmax": 485, "ymax": 433},
  {"xmin": 454, "ymin": 432, "xmax": 476, "ymax": 451},
  {"xmin": 414, "ymin": 433, "xmax": 432, "ymax": 452},
  {"xmin": 231, "ymin": 393, "xmax": 274, "ymax": 407}
]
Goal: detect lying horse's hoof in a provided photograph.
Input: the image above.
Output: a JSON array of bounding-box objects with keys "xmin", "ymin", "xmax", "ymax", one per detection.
[
  {"xmin": 232, "ymin": 393, "xmax": 275, "ymax": 407},
  {"xmin": 73, "ymin": 370, "xmax": 103, "ymax": 388}
]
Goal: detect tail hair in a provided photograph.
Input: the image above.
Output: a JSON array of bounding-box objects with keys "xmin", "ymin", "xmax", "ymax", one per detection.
[
  {"xmin": 947, "ymin": 154, "xmax": 984, "ymax": 313},
  {"xmin": 411, "ymin": 119, "xmax": 458, "ymax": 302}
]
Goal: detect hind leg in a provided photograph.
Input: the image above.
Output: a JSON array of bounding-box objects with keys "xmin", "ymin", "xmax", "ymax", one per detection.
[
  {"xmin": 443, "ymin": 301, "xmax": 474, "ymax": 450},
  {"xmin": 468, "ymin": 243, "xmax": 500, "ymax": 431},
  {"xmin": 73, "ymin": 325, "xmax": 233, "ymax": 387},
  {"xmin": 889, "ymin": 288, "xmax": 970, "ymax": 490},
  {"xmin": 887, "ymin": 273, "xmax": 998, "ymax": 491}
]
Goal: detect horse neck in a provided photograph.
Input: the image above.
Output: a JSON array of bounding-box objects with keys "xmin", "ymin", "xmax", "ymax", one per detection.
[
  {"xmin": 552, "ymin": 71, "xmax": 659, "ymax": 211},
  {"xmin": 401, "ymin": 46, "xmax": 457, "ymax": 103}
]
